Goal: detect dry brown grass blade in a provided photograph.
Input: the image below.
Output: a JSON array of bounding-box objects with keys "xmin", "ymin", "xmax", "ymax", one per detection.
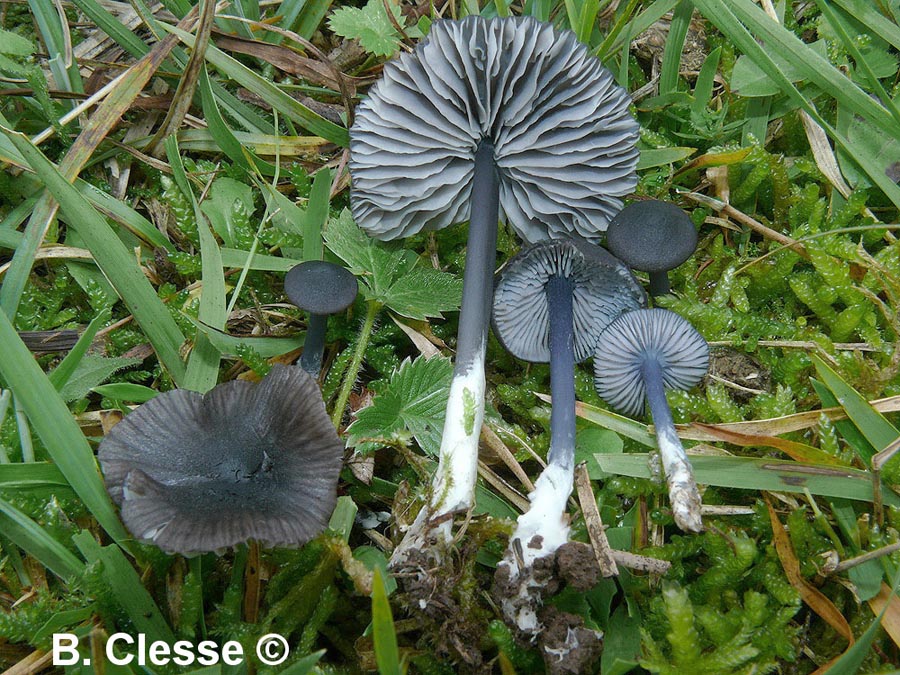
[
  {"xmin": 687, "ymin": 422, "xmax": 847, "ymax": 465},
  {"xmin": 677, "ymin": 394, "xmax": 900, "ymax": 440},
  {"xmin": 2, "ymin": 649, "xmax": 52, "ymax": 675},
  {"xmin": 480, "ymin": 423, "xmax": 535, "ymax": 492},
  {"xmin": 149, "ymin": 0, "xmax": 216, "ymax": 153},
  {"xmin": 213, "ymin": 32, "xmax": 359, "ymax": 95},
  {"xmin": 766, "ymin": 497, "xmax": 854, "ymax": 644},
  {"xmin": 867, "ymin": 582, "xmax": 900, "ymax": 649}
]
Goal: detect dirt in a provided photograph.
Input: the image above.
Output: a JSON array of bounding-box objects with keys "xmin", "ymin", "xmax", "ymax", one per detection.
[
  {"xmin": 393, "ymin": 542, "xmax": 493, "ymax": 672},
  {"xmin": 538, "ymin": 606, "xmax": 604, "ymax": 675},
  {"xmin": 705, "ymin": 347, "xmax": 772, "ymax": 402},
  {"xmin": 555, "ymin": 542, "xmax": 600, "ymax": 592}
]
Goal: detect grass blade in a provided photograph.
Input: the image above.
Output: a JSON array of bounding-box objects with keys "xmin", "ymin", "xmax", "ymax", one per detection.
[
  {"xmin": 0, "ymin": 311, "xmax": 129, "ymax": 543},
  {"xmin": 160, "ymin": 23, "xmax": 349, "ymax": 146},
  {"xmin": 0, "ymin": 496, "xmax": 84, "ymax": 580},
  {"xmin": 372, "ymin": 567, "xmax": 402, "ymax": 675},
  {"xmin": 167, "ymin": 136, "xmax": 225, "ymax": 392},
  {"xmin": 0, "ymin": 123, "xmax": 187, "ymax": 383},
  {"xmin": 48, "ymin": 309, "xmax": 110, "ymax": 391},
  {"xmin": 73, "ymin": 531, "xmax": 175, "ymax": 643},
  {"xmin": 811, "ymin": 355, "xmax": 899, "ymax": 458},
  {"xmin": 592, "ymin": 453, "xmax": 900, "ymax": 506},
  {"xmin": 659, "ymin": 0, "xmax": 693, "ymax": 96}
]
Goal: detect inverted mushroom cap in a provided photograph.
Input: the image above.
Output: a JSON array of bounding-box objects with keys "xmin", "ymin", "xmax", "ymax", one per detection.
[
  {"xmin": 349, "ymin": 15, "xmax": 639, "ymax": 244},
  {"xmin": 605, "ymin": 201, "xmax": 698, "ymax": 273},
  {"xmin": 285, "ymin": 260, "xmax": 358, "ymax": 315},
  {"xmin": 492, "ymin": 239, "xmax": 645, "ymax": 363},
  {"xmin": 593, "ymin": 308, "xmax": 708, "ymax": 417},
  {"xmin": 98, "ymin": 365, "xmax": 344, "ymax": 554}
]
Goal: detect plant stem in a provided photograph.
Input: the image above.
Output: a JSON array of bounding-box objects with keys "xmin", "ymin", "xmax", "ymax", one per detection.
[{"xmin": 331, "ymin": 299, "xmax": 380, "ymax": 429}]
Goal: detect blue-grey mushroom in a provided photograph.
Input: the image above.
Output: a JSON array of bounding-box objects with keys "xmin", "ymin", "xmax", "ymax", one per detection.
[
  {"xmin": 349, "ymin": 15, "xmax": 639, "ymax": 558},
  {"xmin": 492, "ymin": 239, "xmax": 643, "ymax": 632},
  {"xmin": 593, "ymin": 308, "xmax": 708, "ymax": 532},
  {"xmin": 285, "ymin": 260, "xmax": 358, "ymax": 376},
  {"xmin": 98, "ymin": 365, "xmax": 344, "ymax": 554},
  {"xmin": 605, "ymin": 200, "xmax": 698, "ymax": 297}
]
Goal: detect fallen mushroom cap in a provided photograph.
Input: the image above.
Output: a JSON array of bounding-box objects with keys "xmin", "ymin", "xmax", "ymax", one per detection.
[
  {"xmin": 284, "ymin": 260, "xmax": 359, "ymax": 315},
  {"xmin": 492, "ymin": 240, "xmax": 645, "ymax": 363},
  {"xmin": 349, "ymin": 15, "xmax": 639, "ymax": 243},
  {"xmin": 593, "ymin": 308, "xmax": 709, "ymax": 417},
  {"xmin": 98, "ymin": 365, "xmax": 344, "ymax": 554},
  {"xmin": 605, "ymin": 201, "xmax": 698, "ymax": 274}
]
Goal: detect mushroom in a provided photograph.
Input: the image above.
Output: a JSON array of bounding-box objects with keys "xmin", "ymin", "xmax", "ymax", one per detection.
[
  {"xmin": 98, "ymin": 365, "xmax": 344, "ymax": 554},
  {"xmin": 491, "ymin": 239, "xmax": 644, "ymax": 632},
  {"xmin": 605, "ymin": 200, "xmax": 697, "ymax": 297},
  {"xmin": 349, "ymin": 15, "xmax": 639, "ymax": 559},
  {"xmin": 285, "ymin": 260, "xmax": 359, "ymax": 376},
  {"xmin": 592, "ymin": 308, "xmax": 708, "ymax": 532}
]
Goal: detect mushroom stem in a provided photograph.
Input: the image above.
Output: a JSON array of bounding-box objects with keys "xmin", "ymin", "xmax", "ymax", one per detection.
[
  {"xmin": 641, "ymin": 358, "xmax": 703, "ymax": 532},
  {"xmin": 300, "ymin": 313, "xmax": 327, "ymax": 375},
  {"xmin": 547, "ymin": 274, "xmax": 576, "ymax": 471},
  {"xmin": 431, "ymin": 139, "xmax": 500, "ymax": 518},
  {"xmin": 394, "ymin": 140, "xmax": 500, "ymax": 559},
  {"xmin": 648, "ymin": 272, "xmax": 671, "ymax": 298}
]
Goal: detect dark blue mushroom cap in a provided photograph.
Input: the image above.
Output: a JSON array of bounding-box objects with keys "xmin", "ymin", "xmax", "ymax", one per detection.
[
  {"xmin": 492, "ymin": 239, "xmax": 645, "ymax": 363},
  {"xmin": 605, "ymin": 201, "xmax": 698, "ymax": 274},
  {"xmin": 349, "ymin": 15, "xmax": 639, "ymax": 244},
  {"xmin": 285, "ymin": 260, "xmax": 358, "ymax": 315},
  {"xmin": 593, "ymin": 308, "xmax": 708, "ymax": 417},
  {"xmin": 98, "ymin": 365, "xmax": 344, "ymax": 554}
]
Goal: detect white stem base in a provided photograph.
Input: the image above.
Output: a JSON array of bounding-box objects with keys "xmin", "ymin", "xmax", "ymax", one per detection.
[
  {"xmin": 496, "ymin": 463, "xmax": 574, "ymax": 634},
  {"xmin": 390, "ymin": 354, "xmax": 485, "ymax": 566},
  {"xmin": 656, "ymin": 424, "xmax": 703, "ymax": 532}
]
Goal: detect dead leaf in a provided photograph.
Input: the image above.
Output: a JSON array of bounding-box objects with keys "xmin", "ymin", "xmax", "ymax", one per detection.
[{"xmin": 766, "ymin": 498, "xmax": 854, "ymax": 644}]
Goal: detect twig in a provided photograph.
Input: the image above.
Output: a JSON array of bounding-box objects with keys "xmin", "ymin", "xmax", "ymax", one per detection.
[
  {"xmin": 828, "ymin": 542, "xmax": 900, "ymax": 574},
  {"xmin": 574, "ymin": 463, "xmax": 618, "ymax": 577}
]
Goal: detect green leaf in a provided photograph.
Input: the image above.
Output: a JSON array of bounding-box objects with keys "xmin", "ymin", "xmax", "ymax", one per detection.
[
  {"xmin": 371, "ymin": 567, "xmax": 402, "ymax": 675},
  {"xmin": 199, "ymin": 177, "xmax": 255, "ymax": 249},
  {"xmin": 811, "ymin": 355, "xmax": 900, "ymax": 458},
  {"xmin": 601, "ymin": 606, "xmax": 641, "ymax": 675},
  {"xmin": 730, "ymin": 41, "xmax": 829, "ymax": 97},
  {"xmin": 0, "ymin": 29, "xmax": 35, "ymax": 56},
  {"xmin": 0, "ymin": 312, "xmax": 129, "ymax": 544},
  {"xmin": 57, "ymin": 354, "xmax": 143, "ymax": 402},
  {"xmin": 48, "ymin": 309, "xmax": 111, "ymax": 391},
  {"xmin": 329, "ymin": 0, "xmax": 408, "ymax": 57},
  {"xmin": 91, "ymin": 383, "xmax": 159, "ymax": 403},
  {"xmin": 0, "ymin": 121, "xmax": 187, "ymax": 382},
  {"xmin": 189, "ymin": 317, "xmax": 304, "ymax": 358},
  {"xmin": 279, "ymin": 651, "xmax": 326, "ymax": 675},
  {"xmin": 0, "ymin": 495, "xmax": 84, "ymax": 580},
  {"xmin": 384, "ymin": 268, "xmax": 463, "ymax": 320},
  {"xmin": 593, "ymin": 454, "xmax": 900, "ymax": 506},
  {"xmin": 347, "ymin": 356, "xmax": 453, "ymax": 457},
  {"xmin": 73, "ymin": 531, "xmax": 175, "ymax": 644},
  {"xmin": 0, "ymin": 462, "xmax": 71, "ymax": 494},
  {"xmin": 324, "ymin": 210, "xmax": 461, "ymax": 318}
]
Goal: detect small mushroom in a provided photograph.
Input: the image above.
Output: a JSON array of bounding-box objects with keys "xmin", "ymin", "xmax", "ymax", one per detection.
[
  {"xmin": 350, "ymin": 15, "xmax": 639, "ymax": 559},
  {"xmin": 593, "ymin": 308, "xmax": 708, "ymax": 532},
  {"xmin": 98, "ymin": 365, "xmax": 344, "ymax": 554},
  {"xmin": 491, "ymin": 239, "xmax": 644, "ymax": 632},
  {"xmin": 605, "ymin": 200, "xmax": 697, "ymax": 297},
  {"xmin": 285, "ymin": 260, "xmax": 358, "ymax": 376}
]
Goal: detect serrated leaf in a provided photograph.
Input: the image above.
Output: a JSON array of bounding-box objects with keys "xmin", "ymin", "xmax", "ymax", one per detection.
[
  {"xmin": 0, "ymin": 29, "xmax": 35, "ymax": 57},
  {"xmin": 385, "ymin": 268, "xmax": 463, "ymax": 320},
  {"xmin": 347, "ymin": 356, "xmax": 453, "ymax": 456},
  {"xmin": 57, "ymin": 354, "xmax": 142, "ymax": 402},
  {"xmin": 329, "ymin": 0, "xmax": 407, "ymax": 57},
  {"xmin": 324, "ymin": 210, "xmax": 460, "ymax": 318}
]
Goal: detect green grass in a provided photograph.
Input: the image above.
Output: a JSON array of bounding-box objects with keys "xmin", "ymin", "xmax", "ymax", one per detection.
[{"xmin": 1, "ymin": 0, "xmax": 900, "ymax": 673}]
